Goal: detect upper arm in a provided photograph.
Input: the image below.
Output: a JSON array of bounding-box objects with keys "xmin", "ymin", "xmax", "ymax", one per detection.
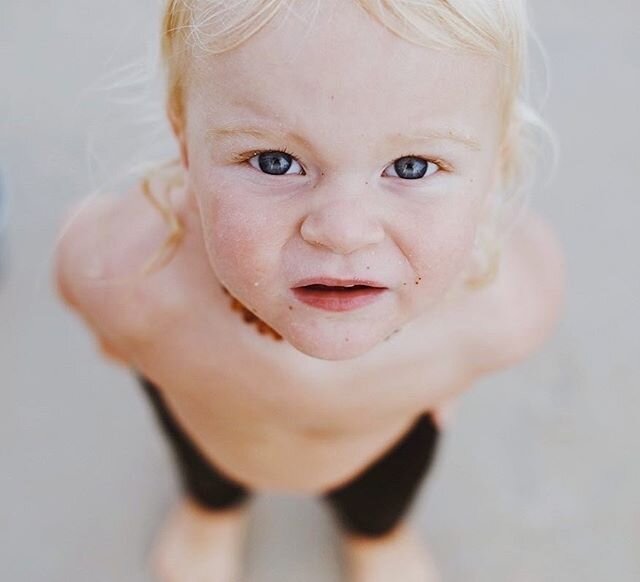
[
  {"xmin": 465, "ymin": 209, "xmax": 567, "ymax": 377},
  {"xmin": 53, "ymin": 194, "xmax": 130, "ymax": 364},
  {"xmin": 53, "ymin": 193, "xmax": 117, "ymax": 312},
  {"xmin": 53, "ymin": 190, "xmax": 158, "ymax": 361},
  {"xmin": 53, "ymin": 178, "xmax": 193, "ymax": 364}
]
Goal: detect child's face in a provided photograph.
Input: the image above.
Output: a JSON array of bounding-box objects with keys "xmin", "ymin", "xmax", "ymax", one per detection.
[{"xmin": 178, "ymin": 1, "xmax": 503, "ymax": 360}]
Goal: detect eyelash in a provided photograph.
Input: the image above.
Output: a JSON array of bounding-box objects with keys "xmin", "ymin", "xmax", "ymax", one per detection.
[
  {"xmin": 391, "ymin": 154, "xmax": 451, "ymax": 173},
  {"xmin": 231, "ymin": 146, "xmax": 295, "ymax": 165},
  {"xmin": 231, "ymin": 148, "xmax": 451, "ymax": 176}
]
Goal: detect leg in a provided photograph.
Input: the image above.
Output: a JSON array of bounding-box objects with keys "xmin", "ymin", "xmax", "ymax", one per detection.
[
  {"xmin": 139, "ymin": 375, "xmax": 250, "ymax": 510},
  {"xmin": 323, "ymin": 413, "xmax": 441, "ymax": 581},
  {"xmin": 324, "ymin": 413, "xmax": 439, "ymax": 538},
  {"xmin": 137, "ymin": 375, "xmax": 251, "ymax": 582}
]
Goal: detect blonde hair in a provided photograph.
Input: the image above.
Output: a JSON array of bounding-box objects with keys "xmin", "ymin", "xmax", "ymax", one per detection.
[{"xmin": 143, "ymin": 0, "xmax": 551, "ymax": 289}]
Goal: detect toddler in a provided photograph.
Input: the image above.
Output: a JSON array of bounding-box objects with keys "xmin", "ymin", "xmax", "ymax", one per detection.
[{"xmin": 54, "ymin": 0, "xmax": 565, "ymax": 580}]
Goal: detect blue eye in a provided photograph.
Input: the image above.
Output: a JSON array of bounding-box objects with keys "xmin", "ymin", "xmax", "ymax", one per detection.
[
  {"xmin": 384, "ymin": 156, "xmax": 440, "ymax": 180},
  {"xmin": 248, "ymin": 151, "xmax": 304, "ymax": 176}
]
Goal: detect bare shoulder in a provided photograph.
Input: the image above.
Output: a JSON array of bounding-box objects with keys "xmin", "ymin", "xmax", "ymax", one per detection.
[
  {"xmin": 462, "ymin": 208, "xmax": 567, "ymax": 377},
  {"xmin": 53, "ymin": 165, "xmax": 200, "ymax": 356},
  {"xmin": 54, "ymin": 191, "xmax": 121, "ymax": 311}
]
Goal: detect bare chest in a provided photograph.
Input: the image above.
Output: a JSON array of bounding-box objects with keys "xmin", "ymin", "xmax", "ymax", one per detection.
[
  {"xmin": 73, "ymin": 190, "xmax": 484, "ymax": 494},
  {"xmin": 131, "ymin": 290, "xmax": 474, "ymax": 493}
]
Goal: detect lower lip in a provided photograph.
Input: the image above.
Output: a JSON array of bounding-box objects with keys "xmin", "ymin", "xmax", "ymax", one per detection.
[{"xmin": 291, "ymin": 287, "xmax": 388, "ymax": 312}]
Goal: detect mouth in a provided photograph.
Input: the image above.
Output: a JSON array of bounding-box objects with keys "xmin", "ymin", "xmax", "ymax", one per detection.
[
  {"xmin": 302, "ymin": 284, "xmax": 378, "ymax": 292},
  {"xmin": 292, "ymin": 277, "xmax": 387, "ymax": 289},
  {"xmin": 291, "ymin": 281, "xmax": 388, "ymax": 312}
]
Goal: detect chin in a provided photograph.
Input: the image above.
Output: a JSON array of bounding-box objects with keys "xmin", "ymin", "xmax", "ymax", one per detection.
[
  {"xmin": 282, "ymin": 324, "xmax": 387, "ymax": 362},
  {"xmin": 289, "ymin": 340, "xmax": 379, "ymax": 361}
]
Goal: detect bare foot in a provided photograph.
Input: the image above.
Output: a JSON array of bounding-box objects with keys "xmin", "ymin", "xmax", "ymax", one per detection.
[
  {"xmin": 151, "ymin": 497, "xmax": 251, "ymax": 582},
  {"xmin": 341, "ymin": 523, "xmax": 441, "ymax": 582}
]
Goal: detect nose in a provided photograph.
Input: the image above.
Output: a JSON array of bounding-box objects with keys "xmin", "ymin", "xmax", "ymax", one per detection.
[{"xmin": 299, "ymin": 191, "xmax": 385, "ymax": 255}]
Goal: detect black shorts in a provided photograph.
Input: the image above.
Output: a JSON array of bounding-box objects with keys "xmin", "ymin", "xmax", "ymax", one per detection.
[{"xmin": 138, "ymin": 375, "xmax": 440, "ymax": 538}]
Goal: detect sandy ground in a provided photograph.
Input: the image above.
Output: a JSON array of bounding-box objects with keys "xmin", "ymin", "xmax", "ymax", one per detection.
[{"xmin": 1, "ymin": 1, "xmax": 639, "ymax": 580}]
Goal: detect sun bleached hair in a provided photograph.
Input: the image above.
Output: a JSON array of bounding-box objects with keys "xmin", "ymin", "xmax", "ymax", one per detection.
[{"xmin": 143, "ymin": 0, "xmax": 552, "ymax": 290}]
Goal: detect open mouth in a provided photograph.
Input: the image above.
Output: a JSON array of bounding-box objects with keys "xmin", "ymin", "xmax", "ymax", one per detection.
[{"xmin": 292, "ymin": 284, "xmax": 387, "ymax": 311}]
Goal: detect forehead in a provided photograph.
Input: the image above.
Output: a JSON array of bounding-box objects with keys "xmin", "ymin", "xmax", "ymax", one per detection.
[{"xmin": 187, "ymin": 0, "xmax": 501, "ymax": 137}]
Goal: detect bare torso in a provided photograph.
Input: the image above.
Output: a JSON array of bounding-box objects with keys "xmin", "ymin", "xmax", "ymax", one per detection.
[{"xmin": 55, "ymin": 174, "xmax": 565, "ymax": 494}]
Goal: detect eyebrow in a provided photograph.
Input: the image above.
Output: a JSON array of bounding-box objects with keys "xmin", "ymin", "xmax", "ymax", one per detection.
[
  {"xmin": 208, "ymin": 126, "xmax": 314, "ymax": 151},
  {"xmin": 392, "ymin": 130, "xmax": 482, "ymax": 151},
  {"xmin": 208, "ymin": 125, "xmax": 481, "ymax": 152}
]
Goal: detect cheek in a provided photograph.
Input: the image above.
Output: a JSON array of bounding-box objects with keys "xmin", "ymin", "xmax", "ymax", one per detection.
[
  {"xmin": 406, "ymin": 203, "xmax": 478, "ymax": 291},
  {"xmin": 192, "ymin": 174, "xmax": 286, "ymax": 285},
  {"xmin": 203, "ymin": 196, "xmax": 264, "ymax": 273}
]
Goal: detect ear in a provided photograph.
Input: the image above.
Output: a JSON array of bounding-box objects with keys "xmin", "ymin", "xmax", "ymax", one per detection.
[{"xmin": 168, "ymin": 104, "xmax": 190, "ymax": 170}]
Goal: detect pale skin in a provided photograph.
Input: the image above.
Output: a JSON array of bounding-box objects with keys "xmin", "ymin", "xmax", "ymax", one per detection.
[{"xmin": 55, "ymin": 2, "xmax": 566, "ymax": 580}]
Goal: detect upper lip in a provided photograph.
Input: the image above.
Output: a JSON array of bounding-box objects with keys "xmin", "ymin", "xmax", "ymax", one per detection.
[{"xmin": 292, "ymin": 277, "xmax": 388, "ymax": 289}]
